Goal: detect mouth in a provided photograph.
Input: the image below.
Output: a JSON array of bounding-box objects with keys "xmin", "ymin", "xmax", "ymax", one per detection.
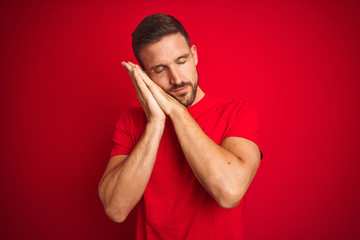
[{"xmin": 171, "ymin": 85, "xmax": 188, "ymax": 94}]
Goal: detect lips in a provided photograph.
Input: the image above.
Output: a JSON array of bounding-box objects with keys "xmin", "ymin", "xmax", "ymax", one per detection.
[{"xmin": 172, "ymin": 85, "xmax": 188, "ymax": 93}]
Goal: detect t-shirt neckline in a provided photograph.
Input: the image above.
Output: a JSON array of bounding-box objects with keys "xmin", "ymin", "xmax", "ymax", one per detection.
[{"xmin": 187, "ymin": 93, "xmax": 210, "ymax": 113}]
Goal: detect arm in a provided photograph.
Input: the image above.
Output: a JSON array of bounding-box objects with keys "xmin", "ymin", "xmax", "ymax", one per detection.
[
  {"xmin": 98, "ymin": 122, "xmax": 164, "ymax": 222},
  {"xmin": 133, "ymin": 64, "xmax": 261, "ymax": 208},
  {"xmin": 98, "ymin": 62, "xmax": 165, "ymax": 222},
  {"xmin": 170, "ymin": 108, "xmax": 261, "ymax": 208}
]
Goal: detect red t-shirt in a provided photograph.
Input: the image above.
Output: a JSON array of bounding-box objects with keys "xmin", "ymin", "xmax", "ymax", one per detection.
[{"xmin": 111, "ymin": 94, "xmax": 261, "ymax": 240}]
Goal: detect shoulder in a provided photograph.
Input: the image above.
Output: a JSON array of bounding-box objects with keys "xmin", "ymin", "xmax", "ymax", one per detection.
[
  {"xmin": 128, "ymin": 107, "xmax": 146, "ymax": 118},
  {"xmin": 115, "ymin": 107, "xmax": 146, "ymax": 129},
  {"xmin": 120, "ymin": 107, "xmax": 145, "ymax": 119},
  {"xmin": 207, "ymin": 94, "xmax": 257, "ymax": 113},
  {"xmin": 209, "ymin": 96, "xmax": 260, "ymax": 130}
]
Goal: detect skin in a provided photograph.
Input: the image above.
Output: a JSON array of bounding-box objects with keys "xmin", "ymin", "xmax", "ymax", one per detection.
[{"xmin": 98, "ymin": 33, "xmax": 261, "ymax": 223}]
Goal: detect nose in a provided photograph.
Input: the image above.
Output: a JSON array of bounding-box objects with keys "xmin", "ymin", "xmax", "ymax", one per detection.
[{"xmin": 168, "ymin": 66, "xmax": 182, "ymax": 85}]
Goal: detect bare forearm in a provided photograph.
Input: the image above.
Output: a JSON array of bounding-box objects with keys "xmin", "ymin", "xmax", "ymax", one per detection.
[
  {"xmin": 99, "ymin": 122, "xmax": 164, "ymax": 222},
  {"xmin": 120, "ymin": 62, "xmax": 259, "ymax": 208},
  {"xmin": 170, "ymin": 108, "xmax": 252, "ymax": 208}
]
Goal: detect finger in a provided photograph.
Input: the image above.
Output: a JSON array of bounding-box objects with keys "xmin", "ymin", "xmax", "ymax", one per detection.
[
  {"xmin": 133, "ymin": 68, "xmax": 147, "ymax": 89},
  {"xmin": 122, "ymin": 62, "xmax": 145, "ymax": 100},
  {"xmin": 130, "ymin": 64, "xmax": 166, "ymax": 101},
  {"xmin": 134, "ymin": 65, "xmax": 152, "ymax": 85},
  {"xmin": 127, "ymin": 61, "xmax": 138, "ymax": 68},
  {"xmin": 126, "ymin": 62, "xmax": 142, "ymax": 78},
  {"xmin": 122, "ymin": 62, "xmax": 135, "ymax": 78},
  {"xmin": 135, "ymin": 66, "xmax": 163, "ymax": 93},
  {"xmin": 122, "ymin": 62, "xmax": 136, "ymax": 83},
  {"xmin": 122, "ymin": 61, "xmax": 131, "ymax": 71},
  {"xmin": 133, "ymin": 68, "xmax": 156, "ymax": 101}
]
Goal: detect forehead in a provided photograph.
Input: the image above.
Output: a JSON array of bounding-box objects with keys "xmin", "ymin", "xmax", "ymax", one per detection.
[{"xmin": 140, "ymin": 33, "xmax": 190, "ymax": 69}]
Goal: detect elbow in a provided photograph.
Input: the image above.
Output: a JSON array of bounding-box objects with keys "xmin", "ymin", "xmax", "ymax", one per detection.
[
  {"xmin": 98, "ymin": 186, "xmax": 129, "ymax": 223},
  {"xmin": 216, "ymin": 186, "xmax": 245, "ymax": 209},
  {"xmin": 217, "ymin": 194, "xmax": 243, "ymax": 209},
  {"xmin": 217, "ymin": 168, "xmax": 256, "ymax": 209},
  {"xmin": 104, "ymin": 204, "xmax": 129, "ymax": 223}
]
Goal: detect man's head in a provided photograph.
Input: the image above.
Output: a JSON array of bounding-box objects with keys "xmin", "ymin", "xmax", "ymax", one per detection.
[
  {"xmin": 132, "ymin": 14, "xmax": 190, "ymax": 68},
  {"xmin": 132, "ymin": 14, "xmax": 202, "ymax": 107}
]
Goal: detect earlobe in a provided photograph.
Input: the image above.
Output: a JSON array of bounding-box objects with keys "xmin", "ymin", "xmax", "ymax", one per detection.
[{"xmin": 191, "ymin": 45, "xmax": 198, "ymax": 66}]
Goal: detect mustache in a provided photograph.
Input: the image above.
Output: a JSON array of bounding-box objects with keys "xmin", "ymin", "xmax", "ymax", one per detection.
[{"xmin": 167, "ymin": 82, "xmax": 191, "ymax": 92}]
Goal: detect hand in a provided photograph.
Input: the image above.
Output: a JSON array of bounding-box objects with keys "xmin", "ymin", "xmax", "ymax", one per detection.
[
  {"xmin": 122, "ymin": 61, "xmax": 166, "ymax": 123},
  {"xmin": 130, "ymin": 63, "xmax": 185, "ymax": 117}
]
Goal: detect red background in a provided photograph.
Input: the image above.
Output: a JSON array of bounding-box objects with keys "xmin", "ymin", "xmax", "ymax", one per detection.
[{"xmin": 1, "ymin": 0, "xmax": 359, "ymax": 239}]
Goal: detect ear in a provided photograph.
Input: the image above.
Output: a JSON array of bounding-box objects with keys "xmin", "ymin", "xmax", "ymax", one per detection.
[{"xmin": 190, "ymin": 45, "xmax": 198, "ymax": 66}]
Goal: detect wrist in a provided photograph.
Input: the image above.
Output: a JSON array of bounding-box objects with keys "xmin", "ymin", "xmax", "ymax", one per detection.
[
  {"xmin": 146, "ymin": 120, "xmax": 165, "ymax": 132},
  {"xmin": 169, "ymin": 104, "xmax": 187, "ymax": 120}
]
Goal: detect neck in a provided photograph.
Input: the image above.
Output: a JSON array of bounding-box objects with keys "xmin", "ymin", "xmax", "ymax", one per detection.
[{"xmin": 191, "ymin": 87, "xmax": 205, "ymax": 106}]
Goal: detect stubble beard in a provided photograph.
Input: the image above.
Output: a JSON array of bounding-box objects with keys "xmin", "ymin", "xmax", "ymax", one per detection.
[{"xmin": 166, "ymin": 72, "xmax": 199, "ymax": 107}]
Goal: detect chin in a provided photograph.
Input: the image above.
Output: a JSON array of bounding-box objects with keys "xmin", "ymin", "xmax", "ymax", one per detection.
[
  {"xmin": 180, "ymin": 94, "xmax": 196, "ymax": 107},
  {"xmin": 168, "ymin": 84, "xmax": 198, "ymax": 107}
]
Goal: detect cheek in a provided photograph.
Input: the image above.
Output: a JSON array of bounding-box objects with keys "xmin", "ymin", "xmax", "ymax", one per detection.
[
  {"xmin": 181, "ymin": 63, "xmax": 196, "ymax": 78},
  {"xmin": 152, "ymin": 77, "xmax": 170, "ymax": 90},
  {"xmin": 188, "ymin": 64, "xmax": 198, "ymax": 81}
]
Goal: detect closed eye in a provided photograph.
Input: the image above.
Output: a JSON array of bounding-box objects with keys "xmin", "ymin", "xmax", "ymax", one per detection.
[
  {"xmin": 177, "ymin": 57, "xmax": 187, "ymax": 65},
  {"xmin": 154, "ymin": 66, "xmax": 166, "ymax": 74}
]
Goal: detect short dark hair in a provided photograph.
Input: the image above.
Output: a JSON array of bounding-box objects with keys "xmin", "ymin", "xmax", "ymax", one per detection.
[{"xmin": 132, "ymin": 14, "xmax": 190, "ymax": 68}]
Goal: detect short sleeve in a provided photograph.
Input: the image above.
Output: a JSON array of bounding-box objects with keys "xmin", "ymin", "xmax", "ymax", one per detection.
[
  {"xmin": 224, "ymin": 99, "xmax": 262, "ymax": 157},
  {"xmin": 110, "ymin": 109, "xmax": 135, "ymax": 157}
]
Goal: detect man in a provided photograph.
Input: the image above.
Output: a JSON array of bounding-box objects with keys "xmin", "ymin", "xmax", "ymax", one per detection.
[{"xmin": 98, "ymin": 14, "xmax": 262, "ymax": 239}]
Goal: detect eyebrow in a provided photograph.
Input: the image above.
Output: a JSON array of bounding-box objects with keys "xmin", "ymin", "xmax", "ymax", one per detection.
[
  {"xmin": 148, "ymin": 53, "xmax": 191, "ymax": 71},
  {"xmin": 176, "ymin": 53, "xmax": 190, "ymax": 61}
]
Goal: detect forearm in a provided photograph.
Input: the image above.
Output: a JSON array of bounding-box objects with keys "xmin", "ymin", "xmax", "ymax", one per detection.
[
  {"xmin": 121, "ymin": 61, "xmax": 258, "ymax": 208},
  {"xmin": 99, "ymin": 121, "xmax": 164, "ymax": 222},
  {"xmin": 170, "ymin": 108, "xmax": 252, "ymax": 208}
]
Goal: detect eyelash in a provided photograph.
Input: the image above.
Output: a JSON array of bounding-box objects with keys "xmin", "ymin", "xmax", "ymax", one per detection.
[
  {"xmin": 155, "ymin": 68, "xmax": 165, "ymax": 74},
  {"xmin": 154, "ymin": 59, "xmax": 187, "ymax": 74}
]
